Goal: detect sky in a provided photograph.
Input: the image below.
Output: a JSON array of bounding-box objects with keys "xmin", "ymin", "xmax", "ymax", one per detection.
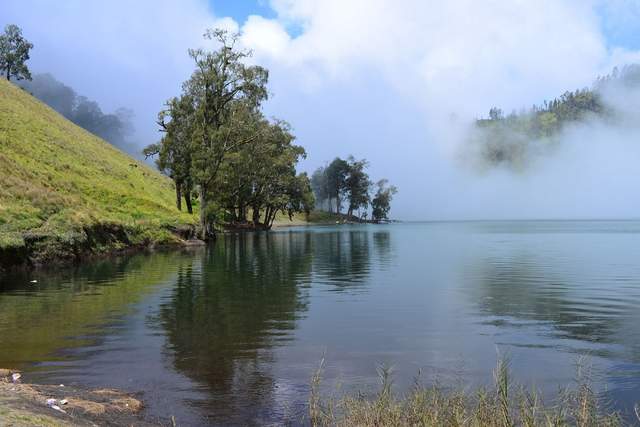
[{"xmin": 3, "ymin": 0, "xmax": 640, "ymax": 220}]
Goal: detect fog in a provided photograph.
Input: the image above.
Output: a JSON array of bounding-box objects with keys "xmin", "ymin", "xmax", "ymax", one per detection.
[
  {"xmin": 3, "ymin": 0, "xmax": 640, "ymax": 220},
  {"xmin": 19, "ymin": 74, "xmax": 139, "ymax": 156}
]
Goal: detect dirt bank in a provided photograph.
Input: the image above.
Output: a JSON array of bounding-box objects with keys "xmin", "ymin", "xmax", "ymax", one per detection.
[{"xmin": 0, "ymin": 369, "xmax": 160, "ymax": 426}]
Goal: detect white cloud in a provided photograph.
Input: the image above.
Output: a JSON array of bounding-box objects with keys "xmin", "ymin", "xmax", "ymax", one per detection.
[
  {"xmin": 3, "ymin": 0, "xmax": 640, "ymax": 219},
  {"xmin": 240, "ymin": 0, "xmax": 614, "ymax": 117},
  {"xmin": 233, "ymin": 0, "xmax": 640, "ymax": 219},
  {"xmin": 1, "ymin": 0, "xmax": 217, "ymax": 143}
]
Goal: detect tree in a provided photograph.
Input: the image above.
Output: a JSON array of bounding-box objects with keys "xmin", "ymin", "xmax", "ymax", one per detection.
[
  {"xmin": 371, "ymin": 179, "xmax": 397, "ymax": 222},
  {"xmin": 310, "ymin": 166, "xmax": 330, "ymax": 211},
  {"xmin": 325, "ymin": 157, "xmax": 349, "ymax": 214},
  {"xmin": 144, "ymin": 94, "xmax": 196, "ymax": 213},
  {"xmin": 185, "ymin": 29, "xmax": 269, "ymax": 239},
  {"xmin": 227, "ymin": 117, "xmax": 310, "ymax": 229},
  {"xmin": 0, "ymin": 24, "xmax": 33, "ymax": 81},
  {"xmin": 345, "ymin": 156, "xmax": 371, "ymax": 218},
  {"xmin": 488, "ymin": 107, "xmax": 503, "ymax": 121}
]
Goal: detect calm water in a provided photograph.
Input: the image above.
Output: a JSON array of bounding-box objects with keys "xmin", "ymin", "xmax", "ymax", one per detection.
[{"xmin": 2, "ymin": 221, "xmax": 640, "ymax": 424}]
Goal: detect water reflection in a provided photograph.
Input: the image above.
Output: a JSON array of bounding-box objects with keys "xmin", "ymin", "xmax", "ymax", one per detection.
[
  {"xmin": 155, "ymin": 228, "xmax": 395, "ymax": 423},
  {"xmin": 0, "ymin": 251, "xmax": 195, "ymax": 369},
  {"xmin": 156, "ymin": 232, "xmax": 314, "ymax": 423},
  {"xmin": 462, "ymin": 224, "xmax": 640, "ymax": 418},
  {"xmin": 373, "ymin": 230, "xmax": 393, "ymax": 266},
  {"xmin": 310, "ymin": 229, "xmax": 371, "ymax": 291},
  {"xmin": 467, "ymin": 249, "xmax": 640, "ymax": 354},
  {"xmin": 6, "ymin": 223, "xmax": 640, "ymax": 424}
]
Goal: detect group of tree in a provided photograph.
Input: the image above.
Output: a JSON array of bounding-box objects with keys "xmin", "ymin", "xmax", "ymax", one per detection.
[
  {"xmin": 472, "ymin": 64, "xmax": 640, "ymax": 168},
  {"xmin": 144, "ymin": 29, "xmax": 314, "ymax": 238},
  {"xmin": 0, "ymin": 24, "xmax": 33, "ymax": 81},
  {"xmin": 310, "ymin": 156, "xmax": 397, "ymax": 222}
]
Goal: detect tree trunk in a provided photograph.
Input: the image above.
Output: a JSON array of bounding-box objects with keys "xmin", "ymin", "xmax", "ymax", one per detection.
[
  {"xmin": 267, "ymin": 210, "xmax": 277, "ymax": 230},
  {"xmin": 263, "ymin": 206, "xmax": 271, "ymax": 226},
  {"xmin": 240, "ymin": 204, "xmax": 247, "ymax": 223},
  {"xmin": 185, "ymin": 191, "xmax": 193, "ymax": 214},
  {"xmin": 199, "ymin": 187, "xmax": 210, "ymax": 240},
  {"xmin": 335, "ymin": 190, "xmax": 340, "ymax": 215},
  {"xmin": 252, "ymin": 204, "xmax": 261, "ymax": 227},
  {"xmin": 175, "ymin": 182, "xmax": 182, "ymax": 211}
]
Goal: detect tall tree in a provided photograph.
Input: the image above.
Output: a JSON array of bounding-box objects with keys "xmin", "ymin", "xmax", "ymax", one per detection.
[
  {"xmin": 185, "ymin": 29, "xmax": 268, "ymax": 239},
  {"xmin": 218, "ymin": 116, "xmax": 312, "ymax": 229},
  {"xmin": 144, "ymin": 94, "xmax": 196, "ymax": 213},
  {"xmin": 345, "ymin": 156, "xmax": 371, "ymax": 218},
  {"xmin": 371, "ymin": 179, "xmax": 398, "ymax": 222},
  {"xmin": 0, "ymin": 24, "xmax": 33, "ymax": 81},
  {"xmin": 325, "ymin": 157, "xmax": 349, "ymax": 214},
  {"xmin": 310, "ymin": 166, "xmax": 330, "ymax": 211}
]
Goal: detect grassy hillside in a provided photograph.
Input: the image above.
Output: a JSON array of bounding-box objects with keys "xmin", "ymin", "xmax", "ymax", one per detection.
[{"xmin": 0, "ymin": 79, "xmax": 195, "ymax": 266}]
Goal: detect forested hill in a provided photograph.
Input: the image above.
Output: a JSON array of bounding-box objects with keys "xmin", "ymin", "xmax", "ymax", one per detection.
[
  {"xmin": 0, "ymin": 78, "xmax": 195, "ymax": 268},
  {"xmin": 18, "ymin": 73, "xmax": 139, "ymax": 156},
  {"xmin": 471, "ymin": 64, "xmax": 640, "ymax": 169}
]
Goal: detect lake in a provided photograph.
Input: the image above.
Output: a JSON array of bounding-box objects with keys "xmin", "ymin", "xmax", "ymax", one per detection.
[{"xmin": 2, "ymin": 221, "xmax": 640, "ymax": 425}]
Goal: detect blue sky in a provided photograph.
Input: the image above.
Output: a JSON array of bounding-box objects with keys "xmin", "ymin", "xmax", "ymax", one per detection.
[
  {"xmin": 208, "ymin": 0, "xmax": 276, "ymax": 24},
  {"xmin": 208, "ymin": 0, "xmax": 640, "ymax": 51},
  {"xmin": 598, "ymin": 2, "xmax": 640, "ymax": 51}
]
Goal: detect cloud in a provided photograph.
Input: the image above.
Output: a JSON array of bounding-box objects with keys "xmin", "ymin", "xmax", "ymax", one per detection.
[
  {"xmin": 1, "ymin": 0, "xmax": 217, "ymax": 144},
  {"xmin": 235, "ymin": 0, "xmax": 640, "ymax": 219},
  {"xmin": 3, "ymin": 0, "xmax": 640, "ymax": 219}
]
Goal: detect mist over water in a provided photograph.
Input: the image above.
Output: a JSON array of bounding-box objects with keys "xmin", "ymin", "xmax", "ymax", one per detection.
[{"xmin": 423, "ymin": 76, "xmax": 640, "ymax": 221}]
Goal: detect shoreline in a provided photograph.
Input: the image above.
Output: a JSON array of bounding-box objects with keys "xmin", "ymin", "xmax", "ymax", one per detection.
[
  {"xmin": 0, "ymin": 212, "xmax": 394, "ymax": 272},
  {"xmin": 0, "ymin": 223, "xmax": 201, "ymax": 273},
  {"xmin": 0, "ymin": 369, "xmax": 155, "ymax": 426}
]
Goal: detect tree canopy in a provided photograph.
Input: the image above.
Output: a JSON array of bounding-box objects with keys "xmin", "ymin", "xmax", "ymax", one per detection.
[
  {"xmin": 145, "ymin": 29, "xmax": 314, "ymax": 237},
  {"xmin": 0, "ymin": 24, "xmax": 33, "ymax": 81},
  {"xmin": 471, "ymin": 64, "xmax": 640, "ymax": 169},
  {"xmin": 311, "ymin": 156, "xmax": 395, "ymax": 221},
  {"xmin": 371, "ymin": 179, "xmax": 398, "ymax": 222}
]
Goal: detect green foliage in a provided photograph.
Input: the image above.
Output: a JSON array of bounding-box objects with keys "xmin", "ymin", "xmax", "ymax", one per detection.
[
  {"xmin": 312, "ymin": 156, "xmax": 395, "ymax": 220},
  {"xmin": 473, "ymin": 64, "xmax": 640, "ymax": 168},
  {"xmin": 325, "ymin": 157, "xmax": 350, "ymax": 214},
  {"xmin": 371, "ymin": 179, "xmax": 398, "ymax": 222},
  {"xmin": 145, "ymin": 94, "xmax": 196, "ymax": 212},
  {"xmin": 0, "ymin": 24, "xmax": 33, "ymax": 81},
  {"xmin": 312, "ymin": 156, "xmax": 371, "ymax": 217},
  {"xmin": 0, "ymin": 78, "xmax": 195, "ymax": 262},
  {"xmin": 147, "ymin": 28, "xmax": 314, "ymax": 234},
  {"xmin": 345, "ymin": 156, "xmax": 372, "ymax": 218},
  {"xmin": 185, "ymin": 29, "xmax": 269, "ymax": 238}
]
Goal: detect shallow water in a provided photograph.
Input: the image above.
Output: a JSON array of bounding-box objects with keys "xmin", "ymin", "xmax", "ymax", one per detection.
[{"xmin": 2, "ymin": 221, "xmax": 640, "ymax": 424}]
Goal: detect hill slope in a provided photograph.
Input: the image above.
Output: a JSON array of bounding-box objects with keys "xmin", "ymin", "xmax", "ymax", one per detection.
[{"xmin": 0, "ymin": 79, "xmax": 195, "ymax": 267}]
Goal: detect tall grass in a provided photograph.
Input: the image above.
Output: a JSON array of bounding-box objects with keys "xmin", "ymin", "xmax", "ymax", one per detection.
[{"xmin": 307, "ymin": 357, "xmax": 626, "ymax": 426}]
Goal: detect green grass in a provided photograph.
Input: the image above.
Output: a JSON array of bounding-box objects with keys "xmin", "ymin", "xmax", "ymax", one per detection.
[
  {"xmin": 271, "ymin": 210, "xmax": 356, "ymax": 227},
  {"xmin": 0, "ymin": 79, "xmax": 195, "ymax": 264}
]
